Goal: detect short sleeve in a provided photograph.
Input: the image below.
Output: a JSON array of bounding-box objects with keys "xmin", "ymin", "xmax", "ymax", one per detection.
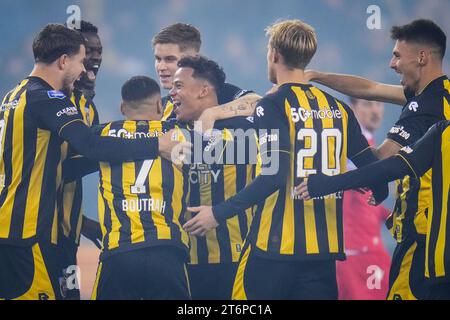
[
  {"xmin": 387, "ymin": 115, "xmax": 436, "ymax": 147},
  {"xmin": 218, "ymin": 82, "xmax": 254, "ymax": 104},
  {"xmin": 253, "ymin": 96, "xmax": 291, "ymax": 157}
]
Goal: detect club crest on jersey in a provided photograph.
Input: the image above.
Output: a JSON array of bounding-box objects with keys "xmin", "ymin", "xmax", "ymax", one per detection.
[
  {"xmin": 305, "ymin": 90, "xmax": 315, "ymax": 100},
  {"xmin": 47, "ymin": 90, "xmax": 66, "ymax": 100},
  {"xmin": 407, "ymin": 101, "xmax": 419, "ymax": 112}
]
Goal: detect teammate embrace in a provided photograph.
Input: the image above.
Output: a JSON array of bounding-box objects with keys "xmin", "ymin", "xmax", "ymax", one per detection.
[{"xmin": 0, "ymin": 17, "xmax": 449, "ymax": 300}]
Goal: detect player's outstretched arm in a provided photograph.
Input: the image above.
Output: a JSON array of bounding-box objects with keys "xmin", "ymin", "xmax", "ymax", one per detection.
[
  {"xmin": 195, "ymin": 93, "xmax": 261, "ymax": 133},
  {"xmin": 306, "ymin": 70, "xmax": 407, "ymax": 106}
]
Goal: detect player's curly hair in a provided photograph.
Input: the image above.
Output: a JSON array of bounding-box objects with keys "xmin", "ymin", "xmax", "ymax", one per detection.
[
  {"xmin": 266, "ymin": 19, "xmax": 317, "ymax": 70},
  {"xmin": 177, "ymin": 56, "xmax": 226, "ymax": 93}
]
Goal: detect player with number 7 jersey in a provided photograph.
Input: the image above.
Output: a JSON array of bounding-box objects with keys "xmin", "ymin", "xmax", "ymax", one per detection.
[
  {"xmin": 86, "ymin": 76, "xmax": 191, "ymax": 300},
  {"xmin": 93, "ymin": 119, "xmax": 190, "ymax": 262}
]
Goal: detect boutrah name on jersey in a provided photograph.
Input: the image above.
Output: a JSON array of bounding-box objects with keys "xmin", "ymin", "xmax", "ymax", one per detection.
[
  {"xmin": 56, "ymin": 106, "xmax": 78, "ymax": 117},
  {"xmin": 47, "ymin": 90, "xmax": 66, "ymax": 99},
  {"xmin": 121, "ymin": 198, "xmax": 166, "ymax": 214}
]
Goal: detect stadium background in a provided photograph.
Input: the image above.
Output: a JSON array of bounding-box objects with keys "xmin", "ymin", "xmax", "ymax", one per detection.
[{"xmin": 0, "ymin": 0, "xmax": 449, "ymax": 299}]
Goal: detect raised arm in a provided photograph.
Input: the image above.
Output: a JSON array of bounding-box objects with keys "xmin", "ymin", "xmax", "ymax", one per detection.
[
  {"xmin": 195, "ymin": 93, "xmax": 261, "ymax": 133},
  {"xmin": 306, "ymin": 70, "xmax": 407, "ymax": 106}
]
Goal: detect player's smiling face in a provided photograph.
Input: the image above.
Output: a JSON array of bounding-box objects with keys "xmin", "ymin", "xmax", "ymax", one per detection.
[
  {"xmin": 169, "ymin": 67, "xmax": 205, "ymax": 122},
  {"xmin": 154, "ymin": 43, "xmax": 197, "ymax": 90},
  {"xmin": 390, "ymin": 40, "xmax": 422, "ymax": 94},
  {"xmin": 76, "ymin": 32, "xmax": 102, "ymax": 91},
  {"xmin": 62, "ymin": 45, "xmax": 87, "ymax": 94}
]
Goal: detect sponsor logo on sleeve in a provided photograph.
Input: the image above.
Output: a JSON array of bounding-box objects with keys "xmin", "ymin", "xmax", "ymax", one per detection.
[
  {"xmin": 56, "ymin": 106, "xmax": 78, "ymax": 117},
  {"xmin": 47, "ymin": 90, "xmax": 67, "ymax": 100},
  {"xmin": 389, "ymin": 125, "xmax": 410, "ymax": 140}
]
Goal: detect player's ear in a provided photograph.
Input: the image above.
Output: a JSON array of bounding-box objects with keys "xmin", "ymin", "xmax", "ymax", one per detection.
[
  {"xmin": 156, "ymin": 98, "xmax": 162, "ymax": 115},
  {"xmin": 199, "ymin": 85, "xmax": 210, "ymax": 98},
  {"xmin": 418, "ymin": 49, "xmax": 428, "ymax": 66},
  {"xmin": 57, "ymin": 54, "xmax": 68, "ymax": 70},
  {"xmin": 273, "ymin": 49, "xmax": 280, "ymax": 64},
  {"xmin": 120, "ymin": 101, "xmax": 126, "ymax": 116}
]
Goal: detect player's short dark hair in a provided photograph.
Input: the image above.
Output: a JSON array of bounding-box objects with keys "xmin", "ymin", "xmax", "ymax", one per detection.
[
  {"xmin": 65, "ymin": 20, "xmax": 98, "ymax": 34},
  {"xmin": 177, "ymin": 56, "xmax": 226, "ymax": 92},
  {"xmin": 32, "ymin": 23, "xmax": 85, "ymax": 64},
  {"xmin": 78, "ymin": 20, "xmax": 98, "ymax": 34},
  {"xmin": 121, "ymin": 76, "xmax": 161, "ymax": 103},
  {"xmin": 391, "ymin": 19, "xmax": 446, "ymax": 59},
  {"xmin": 152, "ymin": 23, "xmax": 201, "ymax": 52}
]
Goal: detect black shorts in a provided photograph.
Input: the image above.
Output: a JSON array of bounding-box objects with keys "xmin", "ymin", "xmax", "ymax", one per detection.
[
  {"xmin": 91, "ymin": 245, "xmax": 190, "ymax": 300},
  {"xmin": 58, "ymin": 237, "xmax": 81, "ymax": 300},
  {"xmin": 233, "ymin": 243, "xmax": 338, "ymax": 300},
  {"xmin": 187, "ymin": 262, "xmax": 238, "ymax": 300},
  {"xmin": 0, "ymin": 242, "xmax": 65, "ymax": 300},
  {"xmin": 387, "ymin": 236, "xmax": 428, "ymax": 300}
]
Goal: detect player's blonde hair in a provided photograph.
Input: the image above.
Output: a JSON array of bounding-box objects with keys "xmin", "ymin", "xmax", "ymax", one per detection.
[{"xmin": 266, "ymin": 19, "xmax": 317, "ymax": 69}]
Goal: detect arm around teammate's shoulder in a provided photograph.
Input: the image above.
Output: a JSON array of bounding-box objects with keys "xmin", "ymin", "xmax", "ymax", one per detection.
[{"xmin": 306, "ymin": 70, "xmax": 407, "ymax": 105}]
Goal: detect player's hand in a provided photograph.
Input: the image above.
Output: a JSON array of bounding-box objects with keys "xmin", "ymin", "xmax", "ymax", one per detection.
[
  {"xmin": 183, "ymin": 206, "xmax": 219, "ymax": 236},
  {"xmin": 158, "ymin": 129, "xmax": 192, "ymax": 165},
  {"xmin": 81, "ymin": 216, "xmax": 102, "ymax": 249},
  {"xmin": 293, "ymin": 180, "xmax": 312, "ymax": 201}
]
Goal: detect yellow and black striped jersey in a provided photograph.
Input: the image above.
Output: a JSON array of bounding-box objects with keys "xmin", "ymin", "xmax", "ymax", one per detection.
[
  {"xmin": 161, "ymin": 95, "xmax": 175, "ymax": 121},
  {"xmin": 186, "ymin": 116, "xmax": 255, "ymax": 264},
  {"xmin": 0, "ymin": 77, "xmax": 86, "ymax": 246},
  {"xmin": 58, "ymin": 89, "xmax": 99, "ymax": 246},
  {"xmin": 96, "ymin": 120, "xmax": 190, "ymax": 260},
  {"xmin": 386, "ymin": 76, "xmax": 450, "ymax": 243},
  {"xmin": 246, "ymin": 83, "xmax": 371, "ymax": 260},
  {"xmin": 161, "ymin": 83, "xmax": 252, "ymax": 121},
  {"xmin": 397, "ymin": 120, "xmax": 450, "ymax": 283}
]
